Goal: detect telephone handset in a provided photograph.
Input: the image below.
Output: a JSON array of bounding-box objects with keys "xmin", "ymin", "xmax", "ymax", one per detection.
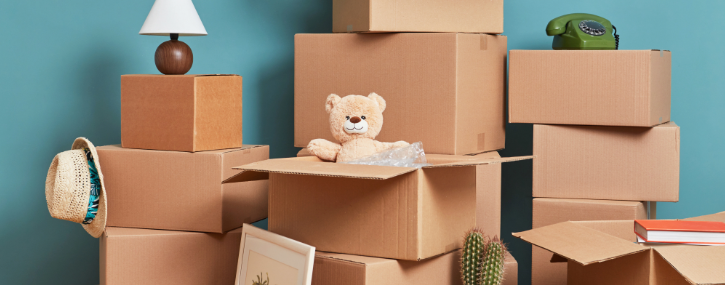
[{"xmin": 546, "ymin": 13, "xmax": 619, "ymax": 50}]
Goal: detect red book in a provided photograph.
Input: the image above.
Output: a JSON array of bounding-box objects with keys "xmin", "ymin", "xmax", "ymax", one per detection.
[{"xmin": 635, "ymin": 220, "xmax": 725, "ymax": 245}]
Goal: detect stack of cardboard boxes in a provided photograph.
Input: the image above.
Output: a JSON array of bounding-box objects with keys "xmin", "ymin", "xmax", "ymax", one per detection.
[
  {"xmin": 223, "ymin": 0, "xmax": 524, "ymax": 284},
  {"xmin": 508, "ymin": 50, "xmax": 677, "ymax": 285},
  {"xmin": 96, "ymin": 75, "xmax": 271, "ymax": 284}
]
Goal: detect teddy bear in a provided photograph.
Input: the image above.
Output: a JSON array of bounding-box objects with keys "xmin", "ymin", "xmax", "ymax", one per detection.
[{"xmin": 307, "ymin": 93, "xmax": 410, "ymax": 163}]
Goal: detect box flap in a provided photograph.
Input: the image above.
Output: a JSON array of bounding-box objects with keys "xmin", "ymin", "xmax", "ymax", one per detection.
[
  {"xmin": 654, "ymin": 245, "xmax": 725, "ymax": 284},
  {"xmin": 683, "ymin": 211, "xmax": 725, "ymax": 223},
  {"xmin": 512, "ymin": 221, "xmax": 648, "ymax": 265},
  {"xmin": 423, "ymin": 155, "xmax": 534, "ymax": 168},
  {"xmin": 225, "ymin": 158, "xmax": 418, "ymax": 183}
]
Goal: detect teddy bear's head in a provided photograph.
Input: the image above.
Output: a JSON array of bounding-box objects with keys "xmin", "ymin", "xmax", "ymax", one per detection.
[{"xmin": 325, "ymin": 93, "xmax": 386, "ymax": 143}]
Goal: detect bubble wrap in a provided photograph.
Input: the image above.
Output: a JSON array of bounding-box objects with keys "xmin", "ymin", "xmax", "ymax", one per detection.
[{"xmin": 341, "ymin": 142, "xmax": 431, "ymax": 168}]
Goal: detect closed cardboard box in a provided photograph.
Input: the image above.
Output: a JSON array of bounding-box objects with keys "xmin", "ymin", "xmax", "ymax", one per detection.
[
  {"xmin": 532, "ymin": 198, "xmax": 650, "ymax": 285},
  {"xmin": 97, "ymin": 145, "xmax": 269, "ymax": 233},
  {"xmin": 312, "ymin": 250, "xmax": 517, "ymax": 285},
  {"xmin": 100, "ymin": 227, "xmax": 242, "ymax": 285},
  {"xmin": 509, "ymin": 50, "xmax": 671, "ymax": 127},
  {"xmin": 295, "ymin": 33, "xmax": 507, "ymax": 155},
  {"xmin": 333, "ymin": 0, "xmax": 503, "ymax": 33},
  {"xmin": 533, "ymin": 123, "xmax": 680, "ymax": 201},
  {"xmin": 298, "ymin": 149, "xmax": 504, "ymax": 238},
  {"xmin": 121, "ymin": 74, "xmax": 243, "ymax": 152},
  {"xmin": 225, "ymin": 154, "xmax": 530, "ymax": 260},
  {"xmin": 514, "ymin": 211, "xmax": 725, "ymax": 285}
]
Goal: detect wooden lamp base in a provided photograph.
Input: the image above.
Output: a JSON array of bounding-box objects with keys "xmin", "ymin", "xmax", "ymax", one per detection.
[{"xmin": 155, "ymin": 34, "xmax": 193, "ymax": 75}]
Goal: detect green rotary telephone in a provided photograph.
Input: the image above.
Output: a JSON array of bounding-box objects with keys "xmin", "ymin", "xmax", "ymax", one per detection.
[{"xmin": 546, "ymin": 13, "xmax": 619, "ymax": 50}]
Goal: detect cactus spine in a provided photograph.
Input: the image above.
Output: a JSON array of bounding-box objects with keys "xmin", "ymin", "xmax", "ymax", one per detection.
[
  {"xmin": 461, "ymin": 228, "xmax": 485, "ymax": 285},
  {"xmin": 481, "ymin": 236, "xmax": 507, "ymax": 285}
]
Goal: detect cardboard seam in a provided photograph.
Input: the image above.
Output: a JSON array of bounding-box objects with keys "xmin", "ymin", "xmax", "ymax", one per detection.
[
  {"xmin": 235, "ymin": 169, "xmax": 417, "ymax": 180},
  {"xmin": 192, "ymin": 77, "xmax": 198, "ymax": 151},
  {"xmin": 652, "ymin": 249, "xmax": 698, "ymax": 285}
]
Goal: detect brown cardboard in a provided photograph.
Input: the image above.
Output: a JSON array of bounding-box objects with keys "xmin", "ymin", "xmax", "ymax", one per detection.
[
  {"xmin": 509, "ymin": 50, "xmax": 671, "ymax": 127},
  {"xmin": 533, "ymin": 123, "xmax": 680, "ymax": 202},
  {"xmin": 97, "ymin": 145, "xmax": 269, "ymax": 233},
  {"xmin": 100, "ymin": 227, "xmax": 242, "ymax": 285},
  {"xmin": 295, "ymin": 33, "xmax": 507, "ymax": 155},
  {"xmin": 333, "ymin": 0, "xmax": 503, "ymax": 33},
  {"xmin": 298, "ymin": 149, "xmax": 505, "ymax": 238},
  {"xmin": 225, "ymin": 154, "xmax": 531, "ymax": 260},
  {"xmin": 121, "ymin": 74, "xmax": 243, "ymax": 152},
  {"xmin": 311, "ymin": 250, "xmax": 518, "ymax": 285},
  {"xmin": 532, "ymin": 198, "xmax": 650, "ymax": 285},
  {"xmin": 513, "ymin": 212, "xmax": 725, "ymax": 285}
]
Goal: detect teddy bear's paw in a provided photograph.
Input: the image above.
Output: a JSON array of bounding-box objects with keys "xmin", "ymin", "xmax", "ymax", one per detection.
[
  {"xmin": 393, "ymin": 141, "xmax": 410, "ymax": 148},
  {"xmin": 307, "ymin": 139, "xmax": 341, "ymax": 161}
]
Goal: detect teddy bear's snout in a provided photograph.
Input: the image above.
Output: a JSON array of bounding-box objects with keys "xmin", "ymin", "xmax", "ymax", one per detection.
[{"xmin": 349, "ymin": 116, "xmax": 362, "ymax": 123}]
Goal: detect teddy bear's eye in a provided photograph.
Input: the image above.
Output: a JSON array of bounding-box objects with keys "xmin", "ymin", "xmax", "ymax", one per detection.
[
  {"xmin": 345, "ymin": 116, "xmax": 350, "ymax": 120},
  {"xmin": 361, "ymin": 116, "xmax": 366, "ymax": 120}
]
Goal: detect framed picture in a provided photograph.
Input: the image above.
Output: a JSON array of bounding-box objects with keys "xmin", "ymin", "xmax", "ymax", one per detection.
[{"xmin": 235, "ymin": 224, "xmax": 316, "ymax": 285}]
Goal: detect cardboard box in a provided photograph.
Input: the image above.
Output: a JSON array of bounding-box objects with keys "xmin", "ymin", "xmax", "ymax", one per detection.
[
  {"xmin": 333, "ymin": 0, "xmax": 503, "ymax": 33},
  {"xmin": 532, "ymin": 198, "xmax": 650, "ymax": 285},
  {"xmin": 295, "ymin": 33, "xmax": 507, "ymax": 155},
  {"xmin": 297, "ymin": 149, "xmax": 505, "ymax": 238},
  {"xmin": 121, "ymin": 74, "xmax": 243, "ymax": 152},
  {"xmin": 97, "ymin": 145, "xmax": 269, "ymax": 233},
  {"xmin": 514, "ymin": 211, "xmax": 725, "ymax": 285},
  {"xmin": 533, "ymin": 123, "xmax": 680, "ymax": 202},
  {"xmin": 312, "ymin": 250, "xmax": 518, "ymax": 285},
  {"xmin": 100, "ymin": 227, "xmax": 242, "ymax": 285},
  {"xmin": 509, "ymin": 50, "xmax": 671, "ymax": 127},
  {"xmin": 224, "ymin": 154, "xmax": 531, "ymax": 260}
]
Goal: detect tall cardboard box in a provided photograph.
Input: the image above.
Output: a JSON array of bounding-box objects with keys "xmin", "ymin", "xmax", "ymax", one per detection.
[
  {"xmin": 298, "ymin": 149, "xmax": 504, "ymax": 238},
  {"xmin": 531, "ymin": 198, "xmax": 650, "ymax": 285},
  {"xmin": 333, "ymin": 0, "xmax": 503, "ymax": 33},
  {"xmin": 97, "ymin": 145, "xmax": 269, "ymax": 233},
  {"xmin": 509, "ymin": 50, "xmax": 671, "ymax": 127},
  {"xmin": 121, "ymin": 74, "xmax": 243, "ymax": 152},
  {"xmin": 225, "ymin": 154, "xmax": 530, "ymax": 260},
  {"xmin": 514, "ymin": 211, "xmax": 725, "ymax": 285},
  {"xmin": 312, "ymin": 250, "xmax": 518, "ymax": 285},
  {"xmin": 295, "ymin": 33, "xmax": 507, "ymax": 155},
  {"xmin": 100, "ymin": 227, "xmax": 242, "ymax": 285},
  {"xmin": 533, "ymin": 123, "xmax": 680, "ymax": 201}
]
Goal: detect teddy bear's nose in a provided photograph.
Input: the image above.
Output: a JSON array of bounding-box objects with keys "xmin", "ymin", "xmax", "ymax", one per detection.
[{"xmin": 349, "ymin": 116, "xmax": 361, "ymax": 123}]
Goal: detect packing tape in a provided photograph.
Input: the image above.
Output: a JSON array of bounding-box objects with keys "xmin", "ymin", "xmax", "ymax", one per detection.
[
  {"xmin": 346, "ymin": 24, "xmax": 353, "ymax": 33},
  {"xmin": 478, "ymin": 133, "xmax": 486, "ymax": 150},
  {"xmin": 480, "ymin": 35, "xmax": 488, "ymax": 50}
]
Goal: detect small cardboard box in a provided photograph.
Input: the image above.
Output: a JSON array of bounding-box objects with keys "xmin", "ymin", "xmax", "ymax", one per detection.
[
  {"xmin": 224, "ymin": 154, "xmax": 531, "ymax": 260},
  {"xmin": 297, "ymin": 149, "xmax": 506, "ymax": 238},
  {"xmin": 295, "ymin": 33, "xmax": 507, "ymax": 155},
  {"xmin": 97, "ymin": 145, "xmax": 269, "ymax": 233},
  {"xmin": 532, "ymin": 198, "xmax": 651, "ymax": 285},
  {"xmin": 333, "ymin": 0, "xmax": 503, "ymax": 33},
  {"xmin": 121, "ymin": 74, "xmax": 243, "ymax": 152},
  {"xmin": 312, "ymin": 250, "xmax": 518, "ymax": 285},
  {"xmin": 514, "ymin": 211, "xmax": 725, "ymax": 285},
  {"xmin": 533, "ymin": 123, "xmax": 680, "ymax": 202},
  {"xmin": 509, "ymin": 50, "xmax": 671, "ymax": 127},
  {"xmin": 100, "ymin": 227, "xmax": 242, "ymax": 285}
]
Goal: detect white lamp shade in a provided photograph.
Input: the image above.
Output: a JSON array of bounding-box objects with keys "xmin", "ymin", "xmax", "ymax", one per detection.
[{"xmin": 139, "ymin": 0, "xmax": 207, "ymax": 36}]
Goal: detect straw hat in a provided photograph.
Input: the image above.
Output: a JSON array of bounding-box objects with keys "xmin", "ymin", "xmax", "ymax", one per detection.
[{"xmin": 45, "ymin": 138, "xmax": 107, "ymax": 238}]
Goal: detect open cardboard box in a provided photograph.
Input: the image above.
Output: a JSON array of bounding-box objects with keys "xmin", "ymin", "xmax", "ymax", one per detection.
[
  {"xmin": 513, "ymin": 211, "xmax": 725, "ymax": 285},
  {"xmin": 224, "ymin": 154, "xmax": 532, "ymax": 260}
]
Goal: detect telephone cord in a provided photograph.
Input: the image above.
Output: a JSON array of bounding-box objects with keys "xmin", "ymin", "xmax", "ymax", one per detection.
[{"xmin": 613, "ymin": 25, "xmax": 619, "ymax": 50}]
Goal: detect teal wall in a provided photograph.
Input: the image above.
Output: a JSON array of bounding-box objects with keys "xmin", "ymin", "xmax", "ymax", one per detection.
[{"xmin": 0, "ymin": 1, "xmax": 722, "ymax": 284}]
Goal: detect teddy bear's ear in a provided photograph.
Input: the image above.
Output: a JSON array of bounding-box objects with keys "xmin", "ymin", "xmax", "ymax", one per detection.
[
  {"xmin": 367, "ymin": 92, "xmax": 386, "ymax": 112},
  {"xmin": 326, "ymin": 94, "xmax": 341, "ymax": 114}
]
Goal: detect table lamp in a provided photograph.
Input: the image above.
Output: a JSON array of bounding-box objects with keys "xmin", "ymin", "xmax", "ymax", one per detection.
[{"xmin": 139, "ymin": 0, "xmax": 207, "ymax": 75}]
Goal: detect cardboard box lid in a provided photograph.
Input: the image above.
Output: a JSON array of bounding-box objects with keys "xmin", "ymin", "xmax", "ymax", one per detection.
[
  {"xmin": 122, "ymin": 74, "xmax": 240, "ymax": 78},
  {"xmin": 512, "ymin": 221, "xmax": 648, "ymax": 265},
  {"xmin": 684, "ymin": 211, "xmax": 725, "ymax": 222},
  {"xmin": 224, "ymin": 155, "xmax": 532, "ymax": 183},
  {"xmin": 654, "ymin": 245, "xmax": 725, "ymax": 284}
]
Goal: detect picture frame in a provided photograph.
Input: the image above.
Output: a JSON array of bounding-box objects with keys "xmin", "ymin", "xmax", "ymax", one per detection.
[{"xmin": 235, "ymin": 224, "xmax": 316, "ymax": 285}]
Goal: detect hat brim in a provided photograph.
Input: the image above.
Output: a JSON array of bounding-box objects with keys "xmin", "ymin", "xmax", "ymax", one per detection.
[{"xmin": 72, "ymin": 138, "xmax": 107, "ymax": 238}]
